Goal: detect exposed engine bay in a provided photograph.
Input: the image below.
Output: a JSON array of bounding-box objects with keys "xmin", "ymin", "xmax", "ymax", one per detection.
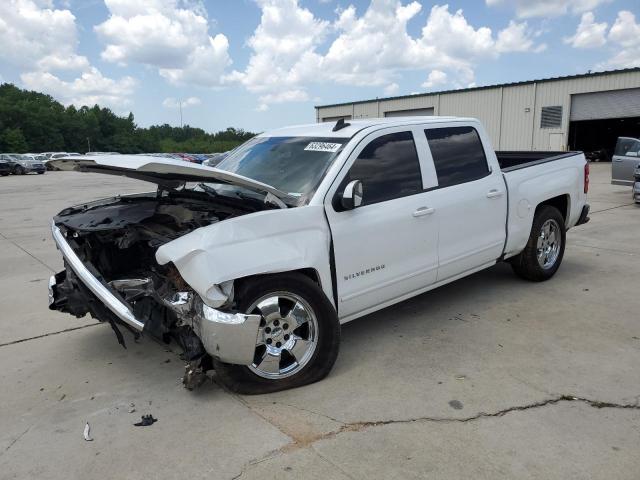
[{"xmin": 49, "ymin": 188, "xmax": 270, "ymax": 388}]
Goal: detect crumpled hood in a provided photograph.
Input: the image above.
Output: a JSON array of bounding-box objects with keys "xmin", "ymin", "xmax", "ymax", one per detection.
[{"xmin": 50, "ymin": 155, "xmax": 294, "ymax": 203}]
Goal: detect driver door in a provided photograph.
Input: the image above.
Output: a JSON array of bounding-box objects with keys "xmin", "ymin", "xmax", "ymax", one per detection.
[{"xmin": 325, "ymin": 128, "xmax": 439, "ymax": 320}]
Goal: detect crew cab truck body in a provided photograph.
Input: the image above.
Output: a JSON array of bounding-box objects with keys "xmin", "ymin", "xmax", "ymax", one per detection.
[{"xmin": 48, "ymin": 117, "xmax": 590, "ymax": 393}]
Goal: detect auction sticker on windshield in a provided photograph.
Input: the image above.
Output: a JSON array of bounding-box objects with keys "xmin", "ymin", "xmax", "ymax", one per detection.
[{"xmin": 304, "ymin": 142, "xmax": 342, "ymax": 153}]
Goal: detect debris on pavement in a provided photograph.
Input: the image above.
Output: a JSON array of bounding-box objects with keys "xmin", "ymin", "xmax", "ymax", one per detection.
[
  {"xmin": 83, "ymin": 422, "xmax": 93, "ymax": 441},
  {"xmin": 134, "ymin": 415, "xmax": 157, "ymax": 427},
  {"xmin": 182, "ymin": 361, "xmax": 207, "ymax": 390},
  {"xmin": 128, "ymin": 402, "xmax": 136, "ymax": 414}
]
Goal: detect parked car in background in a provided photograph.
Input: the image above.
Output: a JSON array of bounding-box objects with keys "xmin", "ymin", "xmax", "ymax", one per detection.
[
  {"xmin": 0, "ymin": 155, "xmax": 12, "ymax": 176},
  {"xmin": 45, "ymin": 152, "xmax": 82, "ymax": 170},
  {"xmin": 585, "ymin": 149, "xmax": 611, "ymax": 163},
  {"xmin": 48, "ymin": 117, "xmax": 590, "ymax": 393},
  {"xmin": 174, "ymin": 153, "xmax": 196, "ymax": 163},
  {"xmin": 86, "ymin": 152, "xmax": 121, "ymax": 156},
  {"xmin": 2, "ymin": 154, "xmax": 46, "ymax": 174},
  {"xmin": 612, "ymin": 137, "xmax": 640, "ymax": 186},
  {"xmin": 188, "ymin": 154, "xmax": 208, "ymax": 164},
  {"xmin": 202, "ymin": 151, "xmax": 229, "ymax": 167}
]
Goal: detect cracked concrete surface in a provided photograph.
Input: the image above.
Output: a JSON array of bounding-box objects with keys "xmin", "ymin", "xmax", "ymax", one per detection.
[{"xmin": 1, "ymin": 165, "xmax": 639, "ymax": 479}]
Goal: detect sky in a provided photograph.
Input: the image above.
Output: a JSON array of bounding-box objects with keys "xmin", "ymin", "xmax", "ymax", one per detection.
[{"xmin": 0, "ymin": 0, "xmax": 639, "ymax": 133}]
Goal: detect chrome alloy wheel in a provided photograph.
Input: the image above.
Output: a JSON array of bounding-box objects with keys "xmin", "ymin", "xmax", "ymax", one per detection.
[
  {"xmin": 248, "ymin": 292, "xmax": 319, "ymax": 379},
  {"xmin": 536, "ymin": 218, "xmax": 561, "ymax": 269}
]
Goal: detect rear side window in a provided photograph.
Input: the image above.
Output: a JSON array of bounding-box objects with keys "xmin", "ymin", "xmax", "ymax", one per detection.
[
  {"xmin": 425, "ymin": 126, "xmax": 489, "ymax": 188},
  {"xmin": 344, "ymin": 131, "xmax": 422, "ymax": 206}
]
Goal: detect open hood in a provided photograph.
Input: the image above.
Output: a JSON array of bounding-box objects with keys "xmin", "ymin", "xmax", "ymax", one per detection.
[{"xmin": 50, "ymin": 155, "xmax": 295, "ymax": 205}]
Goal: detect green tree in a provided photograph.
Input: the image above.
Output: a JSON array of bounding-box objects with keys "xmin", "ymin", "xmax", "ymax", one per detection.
[
  {"xmin": 0, "ymin": 83, "xmax": 257, "ymax": 155},
  {"xmin": 0, "ymin": 127, "xmax": 28, "ymax": 152}
]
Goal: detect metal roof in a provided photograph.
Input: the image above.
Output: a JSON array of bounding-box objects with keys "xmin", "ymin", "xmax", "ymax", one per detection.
[
  {"xmin": 315, "ymin": 67, "xmax": 640, "ymax": 109},
  {"xmin": 261, "ymin": 116, "xmax": 475, "ymax": 138}
]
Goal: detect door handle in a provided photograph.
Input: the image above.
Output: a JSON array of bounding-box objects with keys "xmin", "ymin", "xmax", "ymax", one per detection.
[
  {"xmin": 413, "ymin": 206, "xmax": 435, "ymax": 217},
  {"xmin": 613, "ymin": 159, "xmax": 623, "ymax": 162},
  {"xmin": 486, "ymin": 189, "xmax": 504, "ymax": 198}
]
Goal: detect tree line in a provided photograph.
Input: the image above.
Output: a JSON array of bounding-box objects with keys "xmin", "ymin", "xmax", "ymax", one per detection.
[{"xmin": 0, "ymin": 83, "xmax": 256, "ymax": 154}]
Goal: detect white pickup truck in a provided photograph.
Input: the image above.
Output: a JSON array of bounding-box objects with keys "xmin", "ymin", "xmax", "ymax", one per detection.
[{"xmin": 48, "ymin": 117, "xmax": 590, "ymax": 393}]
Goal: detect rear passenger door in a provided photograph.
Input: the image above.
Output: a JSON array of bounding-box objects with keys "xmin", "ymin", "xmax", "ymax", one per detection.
[
  {"xmin": 422, "ymin": 125, "xmax": 507, "ymax": 281},
  {"xmin": 325, "ymin": 128, "xmax": 439, "ymax": 320}
]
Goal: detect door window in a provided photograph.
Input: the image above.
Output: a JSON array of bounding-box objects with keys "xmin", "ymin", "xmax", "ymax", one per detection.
[
  {"xmin": 614, "ymin": 138, "xmax": 640, "ymax": 156},
  {"xmin": 425, "ymin": 126, "xmax": 490, "ymax": 188},
  {"xmin": 341, "ymin": 131, "xmax": 422, "ymax": 206}
]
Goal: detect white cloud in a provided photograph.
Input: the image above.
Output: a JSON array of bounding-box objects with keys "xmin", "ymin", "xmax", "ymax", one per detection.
[
  {"xmin": 225, "ymin": 0, "xmax": 328, "ymax": 97},
  {"xmin": 564, "ymin": 12, "xmax": 607, "ymax": 48},
  {"xmin": 486, "ymin": 0, "xmax": 611, "ymax": 18},
  {"xmin": 605, "ymin": 11, "xmax": 640, "ymax": 68},
  {"xmin": 608, "ymin": 10, "xmax": 640, "ymax": 48},
  {"xmin": 21, "ymin": 68, "xmax": 137, "ymax": 108},
  {"xmin": 497, "ymin": 21, "xmax": 547, "ymax": 53},
  {"xmin": 95, "ymin": 0, "xmax": 231, "ymax": 87},
  {"xmin": 162, "ymin": 96, "xmax": 202, "ymax": 108},
  {"xmin": 0, "ymin": 0, "xmax": 135, "ymax": 109},
  {"xmin": 230, "ymin": 1, "xmax": 543, "ymax": 107},
  {"xmin": 384, "ymin": 83, "xmax": 400, "ymax": 95},
  {"xmin": 421, "ymin": 70, "xmax": 448, "ymax": 89},
  {"xmin": 0, "ymin": 0, "xmax": 89, "ymax": 71}
]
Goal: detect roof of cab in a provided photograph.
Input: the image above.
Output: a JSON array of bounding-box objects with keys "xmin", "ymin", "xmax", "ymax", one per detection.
[{"xmin": 258, "ymin": 116, "xmax": 476, "ymax": 138}]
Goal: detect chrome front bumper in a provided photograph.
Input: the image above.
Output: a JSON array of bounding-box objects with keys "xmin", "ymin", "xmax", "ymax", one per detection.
[
  {"xmin": 50, "ymin": 221, "xmax": 261, "ymax": 365},
  {"xmin": 51, "ymin": 221, "xmax": 144, "ymax": 331}
]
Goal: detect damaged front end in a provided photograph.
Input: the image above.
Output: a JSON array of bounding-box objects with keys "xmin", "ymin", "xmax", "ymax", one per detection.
[{"xmin": 48, "ymin": 190, "xmax": 263, "ymax": 386}]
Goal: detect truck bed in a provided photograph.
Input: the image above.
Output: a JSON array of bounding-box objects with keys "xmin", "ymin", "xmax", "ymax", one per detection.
[{"xmin": 496, "ymin": 151, "xmax": 581, "ymax": 172}]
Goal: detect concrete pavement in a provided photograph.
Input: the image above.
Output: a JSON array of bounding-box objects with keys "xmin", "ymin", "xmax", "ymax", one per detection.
[{"xmin": 0, "ymin": 164, "xmax": 638, "ymax": 479}]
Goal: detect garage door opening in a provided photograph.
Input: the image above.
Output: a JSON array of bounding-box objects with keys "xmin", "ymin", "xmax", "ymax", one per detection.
[{"xmin": 568, "ymin": 117, "xmax": 640, "ymax": 161}]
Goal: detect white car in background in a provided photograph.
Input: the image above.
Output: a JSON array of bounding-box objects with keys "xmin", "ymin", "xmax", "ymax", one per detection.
[
  {"xmin": 48, "ymin": 117, "xmax": 590, "ymax": 393},
  {"xmin": 44, "ymin": 152, "xmax": 82, "ymax": 170}
]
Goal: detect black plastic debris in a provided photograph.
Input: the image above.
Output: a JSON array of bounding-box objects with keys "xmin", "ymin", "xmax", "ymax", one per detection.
[{"xmin": 134, "ymin": 415, "xmax": 157, "ymax": 427}]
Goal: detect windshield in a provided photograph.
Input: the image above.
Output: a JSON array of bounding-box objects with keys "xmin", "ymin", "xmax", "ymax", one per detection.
[{"xmin": 214, "ymin": 136, "xmax": 348, "ymax": 201}]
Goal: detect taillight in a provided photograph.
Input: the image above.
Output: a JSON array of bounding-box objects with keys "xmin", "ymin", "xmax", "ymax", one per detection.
[{"xmin": 584, "ymin": 162, "xmax": 590, "ymax": 194}]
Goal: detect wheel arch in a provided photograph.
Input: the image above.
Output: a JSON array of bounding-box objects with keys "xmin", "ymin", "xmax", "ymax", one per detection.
[
  {"xmin": 234, "ymin": 268, "xmax": 327, "ymax": 303},
  {"xmin": 535, "ymin": 194, "xmax": 570, "ymax": 225}
]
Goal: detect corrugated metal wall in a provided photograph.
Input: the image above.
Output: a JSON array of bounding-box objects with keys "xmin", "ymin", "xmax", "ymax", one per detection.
[{"xmin": 316, "ymin": 70, "xmax": 640, "ymax": 151}]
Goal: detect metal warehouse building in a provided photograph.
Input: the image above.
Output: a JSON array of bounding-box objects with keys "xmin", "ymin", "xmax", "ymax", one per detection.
[{"xmin": 315, "ymin": 68, "xmax": 640, "ymax": 158}]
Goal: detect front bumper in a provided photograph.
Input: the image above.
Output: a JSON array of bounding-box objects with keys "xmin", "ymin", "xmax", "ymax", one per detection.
[{"xmin": 49, "ymin": 221, "xmax": 261, "ymax": 365}]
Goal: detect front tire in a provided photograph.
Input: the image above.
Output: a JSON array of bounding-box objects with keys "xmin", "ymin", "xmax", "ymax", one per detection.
[
  {"xmin": 15, "ymin": 166, "xmax": 25, "ymax": 175},
  {"xmin": 213, "ymin": 273, "xmax": 340, "ymax": 394},
  {"xmin": 510, "ymin": 205, "xmax": 566, "ymax": 282}
]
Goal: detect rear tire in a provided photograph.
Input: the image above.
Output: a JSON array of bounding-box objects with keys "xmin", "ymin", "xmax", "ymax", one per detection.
[
  {"xmin": 15, "ymin": 166, "xmax": 25, "ymax": 175},
  {"xmin": 213, "ymin": 273, "xmax": 340, "ymax": 394},
  {"xmin": 510, "ymin": 205, "xmax": 566, "ymax": 282}
]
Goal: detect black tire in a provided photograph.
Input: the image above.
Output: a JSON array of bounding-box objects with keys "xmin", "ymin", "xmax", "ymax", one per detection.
[
  {"xmin": 37, "ymin": 171, "xmax": 45, "ymax": 174},
  {"xmin": 213, "ymin": 273, "xmax": 340, "ymax": 394},
  {"xmin": 15, "ymin": 166, "xmax": 25, "ymax": 175},
  {"xmin": 510, "ymin": 205, "xmax": 566, "ymax": 282}
]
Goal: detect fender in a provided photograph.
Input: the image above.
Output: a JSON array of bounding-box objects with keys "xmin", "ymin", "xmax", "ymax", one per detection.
[{"xmin": 155, "ymin": 205, "xmax": 335, "ymax": 308}]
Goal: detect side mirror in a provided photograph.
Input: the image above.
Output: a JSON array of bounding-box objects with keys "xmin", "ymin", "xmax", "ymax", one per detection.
[{"xmin": 341, "ymin": 180, "xmax": 363, "ymax": 210}]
